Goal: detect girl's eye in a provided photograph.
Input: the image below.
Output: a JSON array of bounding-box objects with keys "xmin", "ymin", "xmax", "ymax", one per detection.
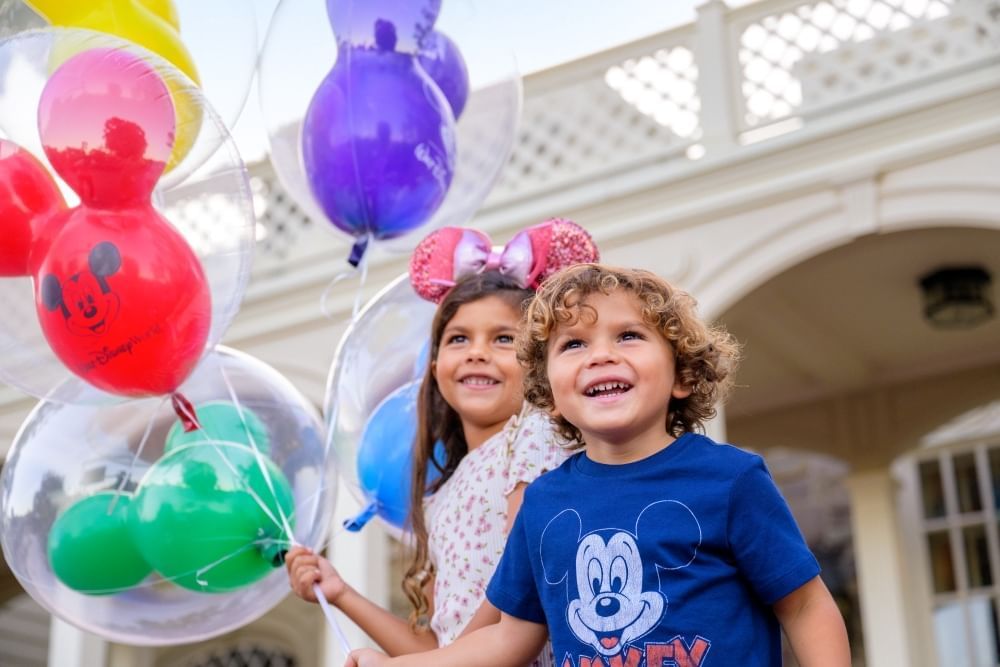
[{"xmin": 445, "ymin": 334, "xmax": 467, "ymax": 345}]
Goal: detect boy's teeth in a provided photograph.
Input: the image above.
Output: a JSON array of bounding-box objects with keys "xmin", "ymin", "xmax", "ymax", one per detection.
[{"xmin": 587, "ymin": 382, "xmax": 630, "ymax": 396}]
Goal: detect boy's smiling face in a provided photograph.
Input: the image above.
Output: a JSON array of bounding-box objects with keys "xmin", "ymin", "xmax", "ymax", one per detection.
[{"xmin": 546, "ymin": 290, "xmax": 691, "ymax": 462}]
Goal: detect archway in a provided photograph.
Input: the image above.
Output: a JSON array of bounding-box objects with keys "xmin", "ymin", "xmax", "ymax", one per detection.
[{"xmin": 713, "ymin": 226, "xmax": 1000, "ymax": 667}]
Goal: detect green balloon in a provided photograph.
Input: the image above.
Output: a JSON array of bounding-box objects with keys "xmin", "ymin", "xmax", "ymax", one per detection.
[
  {"xmin": 48, "ymin": 492, "xmax": 153, "ymax": 595},
  {"xmin": 164, "ymin": 401, "xmax": 270, "ymax": 457},
  {"xmin": 129, "ymin": 443, "xmax": 294, "ymax": 593}
]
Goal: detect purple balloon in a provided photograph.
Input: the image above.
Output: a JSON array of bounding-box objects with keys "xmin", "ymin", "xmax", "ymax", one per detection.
[
  {"xmin": 327, "ymin": 0, "xmax": 442, "ymax": 54},
  {"xmin": 302, "ymin": 46, "xmax": 456, "ymax": 251},
  {"xmin": 418, "ymin": 31, "xmax": 469, "ymax": 120}
]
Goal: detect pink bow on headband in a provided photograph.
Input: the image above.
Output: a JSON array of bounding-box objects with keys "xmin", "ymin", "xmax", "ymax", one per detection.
[
  {"xmin": 453, "ymin": 228, "xmax": 534, "ymax": 287},
  {"xmin": 409, "ymin": 218, "xmax": 599, "ymax": 303}
]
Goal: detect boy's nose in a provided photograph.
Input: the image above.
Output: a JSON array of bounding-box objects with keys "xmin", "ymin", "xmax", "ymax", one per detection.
[{"xmin": 586, "ymin": 341, "xmax": 618, "ymax": 365}]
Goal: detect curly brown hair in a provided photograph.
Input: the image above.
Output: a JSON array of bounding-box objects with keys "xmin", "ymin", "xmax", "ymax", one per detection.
[{"xmin": 518, "ymin": 263, "xmax": 740, "ymax": 446}]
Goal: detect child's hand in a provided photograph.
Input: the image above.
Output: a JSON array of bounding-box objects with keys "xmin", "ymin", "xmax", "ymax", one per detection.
[
  {"xmin": 344, "ymin": 648, "xmax": 392, "ymax": 667},
  {"xmin": 286, "ymin": 545, "xmax": 349, "ymax": 604}
]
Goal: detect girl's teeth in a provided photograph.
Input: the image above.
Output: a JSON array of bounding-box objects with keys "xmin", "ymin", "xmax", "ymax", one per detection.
[{"xmin": 463, "ymin": 377, "xmax": 497, "ymax": 385}]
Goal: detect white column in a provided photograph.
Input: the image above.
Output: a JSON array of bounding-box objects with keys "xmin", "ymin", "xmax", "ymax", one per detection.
[
  {"xmin": 845, "ymin": 469, "xmax": 913, "ymax": 667},
  {"xmin": 320, "ymin": 483, "xmax": 392, "ymax": 666},
  {"xmin": 692, "ymin": 0, "xmax": 740, "ymax": 154},
  {"xmin": 48, "ymin": 617, "xmax": 107, "ymax": 667},
  {"xmin": 107, "ymin": 644, "xmax": 154, "ymax": 667},
  {"xmin": 704, "ymin": 403, "xmax": 727, "ymax": 443}
]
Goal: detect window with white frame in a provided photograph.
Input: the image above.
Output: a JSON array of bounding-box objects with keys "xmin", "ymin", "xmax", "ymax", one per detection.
[
  {"xmin": 185, "ymin": 645, "xmax": 297, "ymax": 667},
  {"xmin": 914, "ymin": 441, "xmax": 1000, "ymax": 666}
]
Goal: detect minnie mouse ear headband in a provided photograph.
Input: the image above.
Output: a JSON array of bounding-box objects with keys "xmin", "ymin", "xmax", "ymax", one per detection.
[{"xmin": 409, "ymin": 218, "xmax": 600, "ymax": 304}]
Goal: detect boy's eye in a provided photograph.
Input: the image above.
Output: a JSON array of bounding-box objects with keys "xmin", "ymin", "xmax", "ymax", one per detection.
[
  {"xmin": 620, "ymin": 330, "xmax": 644, "ymax": 342},
  {"xmin": 559, "ymin": 338, "xmax": 584, "ymax": 352},
  {"xmin": 496, "ymin": 334, "xmax": 515, "ymax": 344}
]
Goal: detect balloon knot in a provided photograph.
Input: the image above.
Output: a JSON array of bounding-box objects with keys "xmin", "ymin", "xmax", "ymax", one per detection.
[
  {"xmin": 171, "ymin": 393, "xmax": 201, "ymax": 433},
  {"xmin": 348, "ymin": 236, "xmax": 369, "ymax": 267}
]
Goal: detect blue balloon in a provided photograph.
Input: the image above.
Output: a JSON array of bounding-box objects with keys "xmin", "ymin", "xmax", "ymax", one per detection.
[
  {"xmin": 302, "ymin": 44, "xmax": 456, "ymax": 260},
  {"xmin": 418, "ymin": 31, "xmax": 469, "ymax": 120},
  {"xmin": 351, "ymin": 381, "xmax": 443, "ymax": 532}
]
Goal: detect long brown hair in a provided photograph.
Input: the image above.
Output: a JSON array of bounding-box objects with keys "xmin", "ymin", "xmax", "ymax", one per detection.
[{"xmin": 402, "ymin": 271, "xmax": 533, "ymax": 628}]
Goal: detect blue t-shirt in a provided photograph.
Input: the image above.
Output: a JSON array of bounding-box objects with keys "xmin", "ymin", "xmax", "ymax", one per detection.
[{"xmin": 487, "ymin": 433, "xmax": 819, "ymax": 667}]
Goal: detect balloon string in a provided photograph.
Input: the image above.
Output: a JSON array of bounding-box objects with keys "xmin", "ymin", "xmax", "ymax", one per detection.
[
  {"xmin": 352, "ymin": 235, "xmax": 372, "ymax": 319},
  {"xmin": 319, "ymin": 268, "xmax": 358, "ymax": 320},
  {"xmin": 319, "ymin": 233, "xmax": 372, "ymax": 321},
  {"xmin": 108, "ymin": 395, "xmax": 168, "ymax": 514},
  {"xmin": 192, "ymin": 540, "xmax": 265, "ymax": 588},
  {"xmin": 218, "ymin": 364, "xmax": 296, "ymax": 546},
  {"xmin": 315, "ymin": 582, "xmax": 353, "ymax": 658}
]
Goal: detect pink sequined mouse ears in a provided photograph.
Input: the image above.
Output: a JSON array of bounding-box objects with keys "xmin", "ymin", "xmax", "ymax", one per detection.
[{"xmin": 409, "ymin": 218, "xmax": 600, "ymax": 303}]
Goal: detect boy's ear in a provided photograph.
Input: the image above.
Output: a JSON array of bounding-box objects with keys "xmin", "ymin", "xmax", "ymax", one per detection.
[{"xmin": 671, "ymin": 381, "xmax": 693, "ymax": 400}]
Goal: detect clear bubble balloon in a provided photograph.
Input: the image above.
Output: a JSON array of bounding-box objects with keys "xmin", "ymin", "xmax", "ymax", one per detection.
[
  {"xmin": 0, "ymin": 347, "xmax": 333, "ymax": 645},
  {"xmin": 260, "ymin": 0, "xmax": 521, "ymax": 259},
  {"xmin": 0, "ymin": 0, "xmax": 258, "ymax": 185},
  {"xmin": 0, "ymin": 29, "xmax": 254, "ymax": 403},
  {"xmin": 325, "ymin": 274, "xmax": 435, "ymax": 528}
]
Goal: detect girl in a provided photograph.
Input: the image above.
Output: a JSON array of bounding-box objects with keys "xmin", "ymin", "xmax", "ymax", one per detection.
[{"xmin": 287, "ymin": 219, "xmax": 599, "ymax": 665}]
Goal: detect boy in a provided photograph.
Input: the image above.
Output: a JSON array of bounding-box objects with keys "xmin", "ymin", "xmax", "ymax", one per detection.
[{"xmin": 347, "ymin": 264, "xmax": 851, "ymax": 667}]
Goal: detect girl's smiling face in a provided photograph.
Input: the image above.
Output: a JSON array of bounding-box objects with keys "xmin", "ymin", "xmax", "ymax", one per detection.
[{"xmin": 433, "ymin": 295, "xmax": 524, "ymax": 447}]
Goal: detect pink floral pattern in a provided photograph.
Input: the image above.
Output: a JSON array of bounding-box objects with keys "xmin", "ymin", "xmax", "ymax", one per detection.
[{"xmin": 425, "ymin": 404, "xmax": 569, "ymax": 666}]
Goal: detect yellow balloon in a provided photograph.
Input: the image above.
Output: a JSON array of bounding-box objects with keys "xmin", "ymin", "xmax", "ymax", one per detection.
[
  {"xmin": 135, "ymin": 0, "xmax": 181, "ymax": 31},
  {"xmin": 26, "ymin": 0, "xmax": 202, "ymax": 174}
]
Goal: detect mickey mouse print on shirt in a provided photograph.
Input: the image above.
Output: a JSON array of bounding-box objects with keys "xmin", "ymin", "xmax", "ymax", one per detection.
[{"xmin": 540, "ymin": 501, "xmax": 712, "ymax": 667}]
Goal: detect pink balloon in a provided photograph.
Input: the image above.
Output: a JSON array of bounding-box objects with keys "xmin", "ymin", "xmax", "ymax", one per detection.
[{"xmin": 37, "ymin": 47, "xmax": 175, "ymax": 208}]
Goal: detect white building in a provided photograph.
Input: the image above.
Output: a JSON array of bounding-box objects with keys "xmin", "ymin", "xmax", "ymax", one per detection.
[{"xmin": 1, "ymin": 0, "xmax": 999, "ymax": 665}]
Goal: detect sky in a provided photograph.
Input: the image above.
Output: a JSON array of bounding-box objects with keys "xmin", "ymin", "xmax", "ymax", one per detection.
[{"xmin": 220, "ymin": 0, "xmax": 719, "ymax": 163}]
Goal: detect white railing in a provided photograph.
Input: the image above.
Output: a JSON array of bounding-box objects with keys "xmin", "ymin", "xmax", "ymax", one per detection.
[{"xmin": 727, "ymin": 0, "xmax": 957, "ymax": 130}]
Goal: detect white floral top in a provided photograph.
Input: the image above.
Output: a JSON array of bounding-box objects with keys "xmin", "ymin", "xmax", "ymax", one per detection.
[{"xmin": 425, "ymin": 403, "xmax": 568, "ymax": 666}]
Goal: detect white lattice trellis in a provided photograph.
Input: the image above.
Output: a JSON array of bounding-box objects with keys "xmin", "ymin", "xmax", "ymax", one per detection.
[
  {"xmin": 734, "ymin": 0, "xmax": 956, "ymax": 128},
  {"xmin": 245, "ymin": 174, "xmax": 316, "ymax": 260},
  {"xmin": 797, "ymin": 0, "xmax": 1000, "ymax": 110},
  {"xmin": 490, "ymin": 70, "xmax": 690, "ymax": 203},
  {"xmin": 605, "ymin": 45, "xmax": 702, "ymax": 140}
]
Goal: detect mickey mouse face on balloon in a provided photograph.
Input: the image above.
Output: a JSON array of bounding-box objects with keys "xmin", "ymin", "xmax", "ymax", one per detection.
[{"xmin": 41, "ymin": 241, "xmax": 122, "ymax": 337}]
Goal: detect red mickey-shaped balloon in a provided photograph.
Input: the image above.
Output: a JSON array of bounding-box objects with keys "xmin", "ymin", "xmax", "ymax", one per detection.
[
  {"xmin": 32, "ymin": 47, "xmax": 210, "ymax": 397},
  {"xmin": 0, "ymin": 139, "xmax": 66, "ymax": 276}
]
